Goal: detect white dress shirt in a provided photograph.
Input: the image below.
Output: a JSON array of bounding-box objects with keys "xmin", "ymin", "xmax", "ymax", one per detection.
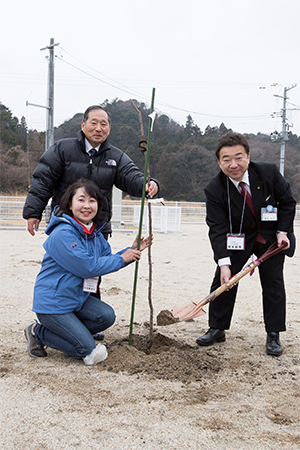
[
  {"xmin": 218, "ymin": 171, "xmax": 250, "ymax": 267},
  {"xmin": 84, "ymin": 138, "xmax": 100, "ymax": 154}
]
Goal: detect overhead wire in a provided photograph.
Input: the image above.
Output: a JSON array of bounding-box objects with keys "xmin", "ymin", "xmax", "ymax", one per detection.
[
  {"xmin": 56, "ymin": 55, "xmax": 147, "ymax": 101},
  {"xmin": 58, "ymin": 47, "xmax": 143, "ymax": 96},
  {"xmin": 4, "ymin": 45, "xmax": 294, "ymax": 131},
  {"xmin": 26, "ymin": 60, "xmax": 48, "ymax": 102},
  {"xmin": 55, "ymin": 47, "xmax": 277, "ymax": 123}
]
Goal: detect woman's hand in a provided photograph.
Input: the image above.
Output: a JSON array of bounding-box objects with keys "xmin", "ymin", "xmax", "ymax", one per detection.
[
  {"xmin": 131, "ymin": 234, "xmax": 153, "ymax": 251},
  {"xmin": 121, "ymin": 248, "xmax": 141, "ymax": 263},
  {"xmin": 121, "ymin": 235, "xmax": 153, "ymax": 263}
]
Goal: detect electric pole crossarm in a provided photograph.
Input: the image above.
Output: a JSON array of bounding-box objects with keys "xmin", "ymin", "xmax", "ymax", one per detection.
[
  {"xmin": 26, "ymin": 101, "xmax": 50, "ymax": 110},
  {"xmin": 40, "ymin": 42, "xmax": 59, "ymax": 51},
  {"xmin": 273, "ymin": 84, "xmax": 297, "ymax": 176}
]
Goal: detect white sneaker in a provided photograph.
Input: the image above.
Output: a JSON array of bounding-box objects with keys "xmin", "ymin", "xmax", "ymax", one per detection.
[{"xmin": 83, "ymin": 343, "xmax": 108, "ymax": 366}]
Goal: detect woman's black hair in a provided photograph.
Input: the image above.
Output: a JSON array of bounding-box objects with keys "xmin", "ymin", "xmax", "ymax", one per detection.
[{"xmin": 59, "ymin": 179, "xmax": 103, "ymax": 223}]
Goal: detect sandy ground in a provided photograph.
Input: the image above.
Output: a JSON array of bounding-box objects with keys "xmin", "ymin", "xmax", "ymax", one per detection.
[{"xmin": 1, "ymin": 223, "xmax": 300, "ymax": 449}]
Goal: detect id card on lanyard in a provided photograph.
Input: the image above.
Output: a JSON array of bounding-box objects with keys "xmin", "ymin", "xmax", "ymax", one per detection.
[
  {"xmin": 226, "ymin": 177, "xmax": 246, "ymax": 251},
  {"xmin": 83, "ymin": 277, "xmax": 99, "ymax": 293},
  {"xmin": 227, "ymin": 233, "xmax": 245, "ymax": 250},
  {"xmin": 261, "ymin": 205, "xmax": 278, "ymax": 221}
]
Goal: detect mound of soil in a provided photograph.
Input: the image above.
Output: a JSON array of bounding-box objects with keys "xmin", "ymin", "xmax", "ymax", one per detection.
[
  {"xmin": 156, "ymin": 310, "xmax": 179, "ymax": 326},
  {"xmin": 99, "ymin": 332, "xmax": 221, "ymax": 383}
]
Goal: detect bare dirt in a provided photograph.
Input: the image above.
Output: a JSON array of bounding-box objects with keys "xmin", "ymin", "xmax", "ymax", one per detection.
[
  {"xmin": 156, "ymin": 310, "xmax": 180, "ymax": 326},
  {"xmin": 1, "ymin": 224, "xmax": 300, "ymax": 449},
  {"xmin": 99, "ymin": 332, "xmax": 220, "ymax": 383}
]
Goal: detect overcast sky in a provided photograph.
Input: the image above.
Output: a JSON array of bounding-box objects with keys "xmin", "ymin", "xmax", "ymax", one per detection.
[{"xmin": 1, "ymin": 0, "xmax": 299, "ymax": 137}]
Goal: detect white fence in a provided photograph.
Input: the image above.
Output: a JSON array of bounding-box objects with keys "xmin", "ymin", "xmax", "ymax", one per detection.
[
  {"xmin": 133, "ymin": 205, "xmax": 181, "ymax": 233},
  {"xmin": 0, "ymin": 197, "xmax": 204, "ymax": 233},
  {"xmin": 1, "ymin": 196, "xmax": 299, "ymax": 233}
]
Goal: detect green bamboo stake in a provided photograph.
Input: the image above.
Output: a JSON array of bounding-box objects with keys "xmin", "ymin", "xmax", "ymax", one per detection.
[{"xmin": 129, "ymin": 88, "xmax": 155, "ymax": 345}]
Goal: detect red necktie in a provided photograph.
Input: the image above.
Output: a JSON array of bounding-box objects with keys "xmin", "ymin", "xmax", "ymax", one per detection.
[{"xmin": 239, "ymin": 182, "xmax": 266, "ymax": 244}]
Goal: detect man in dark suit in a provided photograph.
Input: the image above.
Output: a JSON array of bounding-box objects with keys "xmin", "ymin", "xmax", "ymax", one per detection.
[{"xmin": 196, "ymin": 131, "xmax": 296, "ymax": 356}]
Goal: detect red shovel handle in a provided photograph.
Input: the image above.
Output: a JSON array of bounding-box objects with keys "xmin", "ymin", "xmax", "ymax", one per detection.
[{"xmin": 256, "ymin": 241, "xmax": 288, "ymax": 265}]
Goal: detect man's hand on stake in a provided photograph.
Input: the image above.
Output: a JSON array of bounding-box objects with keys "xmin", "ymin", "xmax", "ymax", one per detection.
[{"xmin": 146, "ymin": 181, "xmax": 158, "ymax": 198}]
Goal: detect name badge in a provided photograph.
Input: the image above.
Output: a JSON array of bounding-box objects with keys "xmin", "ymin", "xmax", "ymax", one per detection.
[
  {"xmin": 227, "ymin": 233, "xmax": 245, "ymax": 250},
  {"xmin": 261, "ymin": 206, "xmax": 277, "ymax": 221},
  {"xmin": 83, "ymin": 277, "xmax": 99, "ymax": 293}
]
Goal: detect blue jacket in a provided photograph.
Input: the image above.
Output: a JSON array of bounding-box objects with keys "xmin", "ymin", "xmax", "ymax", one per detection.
[{"xmin": 33, "ymin": 208, "xmax": 129, "ymax": 314}]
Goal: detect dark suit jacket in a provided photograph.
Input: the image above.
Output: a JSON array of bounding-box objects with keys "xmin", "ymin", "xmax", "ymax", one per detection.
[{"xmin": 204, "ymin": 161, "xmax": 296, "ymax": 263}]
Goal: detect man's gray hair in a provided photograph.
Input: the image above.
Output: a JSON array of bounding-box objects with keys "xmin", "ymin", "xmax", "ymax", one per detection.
[{"xmin": 83, "ymin": 105, "xmax": 111, "ymax": 125}]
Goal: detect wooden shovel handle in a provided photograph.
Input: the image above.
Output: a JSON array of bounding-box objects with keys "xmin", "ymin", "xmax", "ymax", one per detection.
[
  {"xmin": 190, "ymin": 261, "xmax": 257, "ymax": 314},
  {"xmin": 213, "ymin": 261, "xmax": 257, "ymax": 298},
  {"xmin": 181, "ymin": 241, "xmax": 287, "ymax": 321}
]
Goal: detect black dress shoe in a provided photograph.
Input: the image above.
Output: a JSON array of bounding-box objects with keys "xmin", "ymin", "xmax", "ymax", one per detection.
[
  {"xmin": 266, "ymin": 332, "xmax": 282, "ymax": 356},
  {"xmin": 196, "ymin": 328, "xmax": 226, "ymax": 346},
  {"xmin": 92, "ymin": 332, "xmax": 105, "ymax": 340}
]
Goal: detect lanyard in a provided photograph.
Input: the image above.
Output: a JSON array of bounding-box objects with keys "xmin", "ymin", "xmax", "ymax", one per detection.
[{"xmin": 227, "ymin": 177, "xmax": 246, "ymax": 235}]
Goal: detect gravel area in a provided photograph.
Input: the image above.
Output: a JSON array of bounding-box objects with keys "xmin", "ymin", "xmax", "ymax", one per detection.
[{"xmin": 1, "ymin": 224, "xmax": 300, "ymax": 449}]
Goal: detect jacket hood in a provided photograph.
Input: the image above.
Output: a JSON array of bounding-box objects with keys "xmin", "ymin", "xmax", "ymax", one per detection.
[{"xmin": 46, "ymin": 206, "xmax": 106, "ymax": 237}]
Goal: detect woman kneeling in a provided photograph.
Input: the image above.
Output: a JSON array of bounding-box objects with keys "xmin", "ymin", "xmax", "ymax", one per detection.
[{"xmin": 24, "ymin": 179, "xmax": 151, "ymax": 365}]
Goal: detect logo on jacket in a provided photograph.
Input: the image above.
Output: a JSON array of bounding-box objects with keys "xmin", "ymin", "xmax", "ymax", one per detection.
[
  {"xmin": 106, "ymin": 159, "xmax": 117, "ymax": 166},
  {"xmin": 70, "ymin": 242, "xmax": 77, "ymax": 248}
]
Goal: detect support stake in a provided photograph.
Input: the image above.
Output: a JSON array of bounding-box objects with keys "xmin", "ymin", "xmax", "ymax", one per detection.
[{"xmin": 128, "ymin": 88, "xmax": 155, "ymax": 345}]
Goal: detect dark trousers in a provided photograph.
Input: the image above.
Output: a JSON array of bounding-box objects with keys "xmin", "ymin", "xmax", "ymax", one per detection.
[
  {"xmin": 36, "ymin": 296, "xmax": 115, "ymax": 358},
  {"xmin": 208, "ymin": 241, "xmax": 286, "ymax": 333}
]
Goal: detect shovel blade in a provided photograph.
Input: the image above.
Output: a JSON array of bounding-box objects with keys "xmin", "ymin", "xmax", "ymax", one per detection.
[{"xmin": 171, "ymin": 303, "xmax": 206, "ymax": 320}]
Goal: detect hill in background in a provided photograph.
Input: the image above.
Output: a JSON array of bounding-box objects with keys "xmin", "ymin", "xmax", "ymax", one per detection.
[{"xmin": 0, "ymin": 99, "xmax": 299, "ymax": 202}]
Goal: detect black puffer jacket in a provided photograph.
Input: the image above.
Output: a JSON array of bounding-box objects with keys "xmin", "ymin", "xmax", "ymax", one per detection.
[{"xmin": 23, "ymin": 130, "xmax": 155, "ymax": 232}]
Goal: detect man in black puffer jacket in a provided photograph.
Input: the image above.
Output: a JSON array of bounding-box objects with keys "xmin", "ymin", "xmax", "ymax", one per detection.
[{"xmin": 23, "ymin": 105, "xmax": 159, "ymax": 237}]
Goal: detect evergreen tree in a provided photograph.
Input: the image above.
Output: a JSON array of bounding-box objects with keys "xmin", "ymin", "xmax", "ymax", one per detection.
[{"xmin": 0, "ymin": 99, "xmax": 299, "ymax": 201}]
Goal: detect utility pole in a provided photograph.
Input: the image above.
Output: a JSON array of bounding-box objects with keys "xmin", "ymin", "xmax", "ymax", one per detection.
[
  {"xmin": 271, "ymin": 84, "xmax": 297, "ymax": 176},
  {"xmin": 41, "ymin": 38, "xmax": 59, "ymax": 150},
  {"xmin": 26, "ymin": 38, "xmax": 59, "ymax": 151}
]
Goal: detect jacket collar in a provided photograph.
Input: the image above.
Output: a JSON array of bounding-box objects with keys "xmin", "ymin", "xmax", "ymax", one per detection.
[
  {"xmin": 47, "ymin": 206, "xmax": 106, "ymax": 237},
  {"xmin": 77, "ymin": 130, "xmax": 111, "ymax": 153}
]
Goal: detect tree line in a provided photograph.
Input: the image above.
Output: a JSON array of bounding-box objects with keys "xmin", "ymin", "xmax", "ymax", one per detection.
[{"xmin": 0, "ymin": 99, "xmax": 299, "ymax": 202}]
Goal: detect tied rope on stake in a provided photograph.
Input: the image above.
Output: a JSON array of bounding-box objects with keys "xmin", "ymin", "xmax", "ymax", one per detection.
[{"xmin": 128, "ymin": 88, "xmax": 156, "ymax": 346}]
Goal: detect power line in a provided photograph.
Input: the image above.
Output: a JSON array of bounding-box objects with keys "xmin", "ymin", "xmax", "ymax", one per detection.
[
  {"xmin": 56, "ymin": 56, "xmax": 145, "ymax": 101},
  {"xmin": 55, "ymin": 53, "xmax": 276, "ymax": 122}
]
